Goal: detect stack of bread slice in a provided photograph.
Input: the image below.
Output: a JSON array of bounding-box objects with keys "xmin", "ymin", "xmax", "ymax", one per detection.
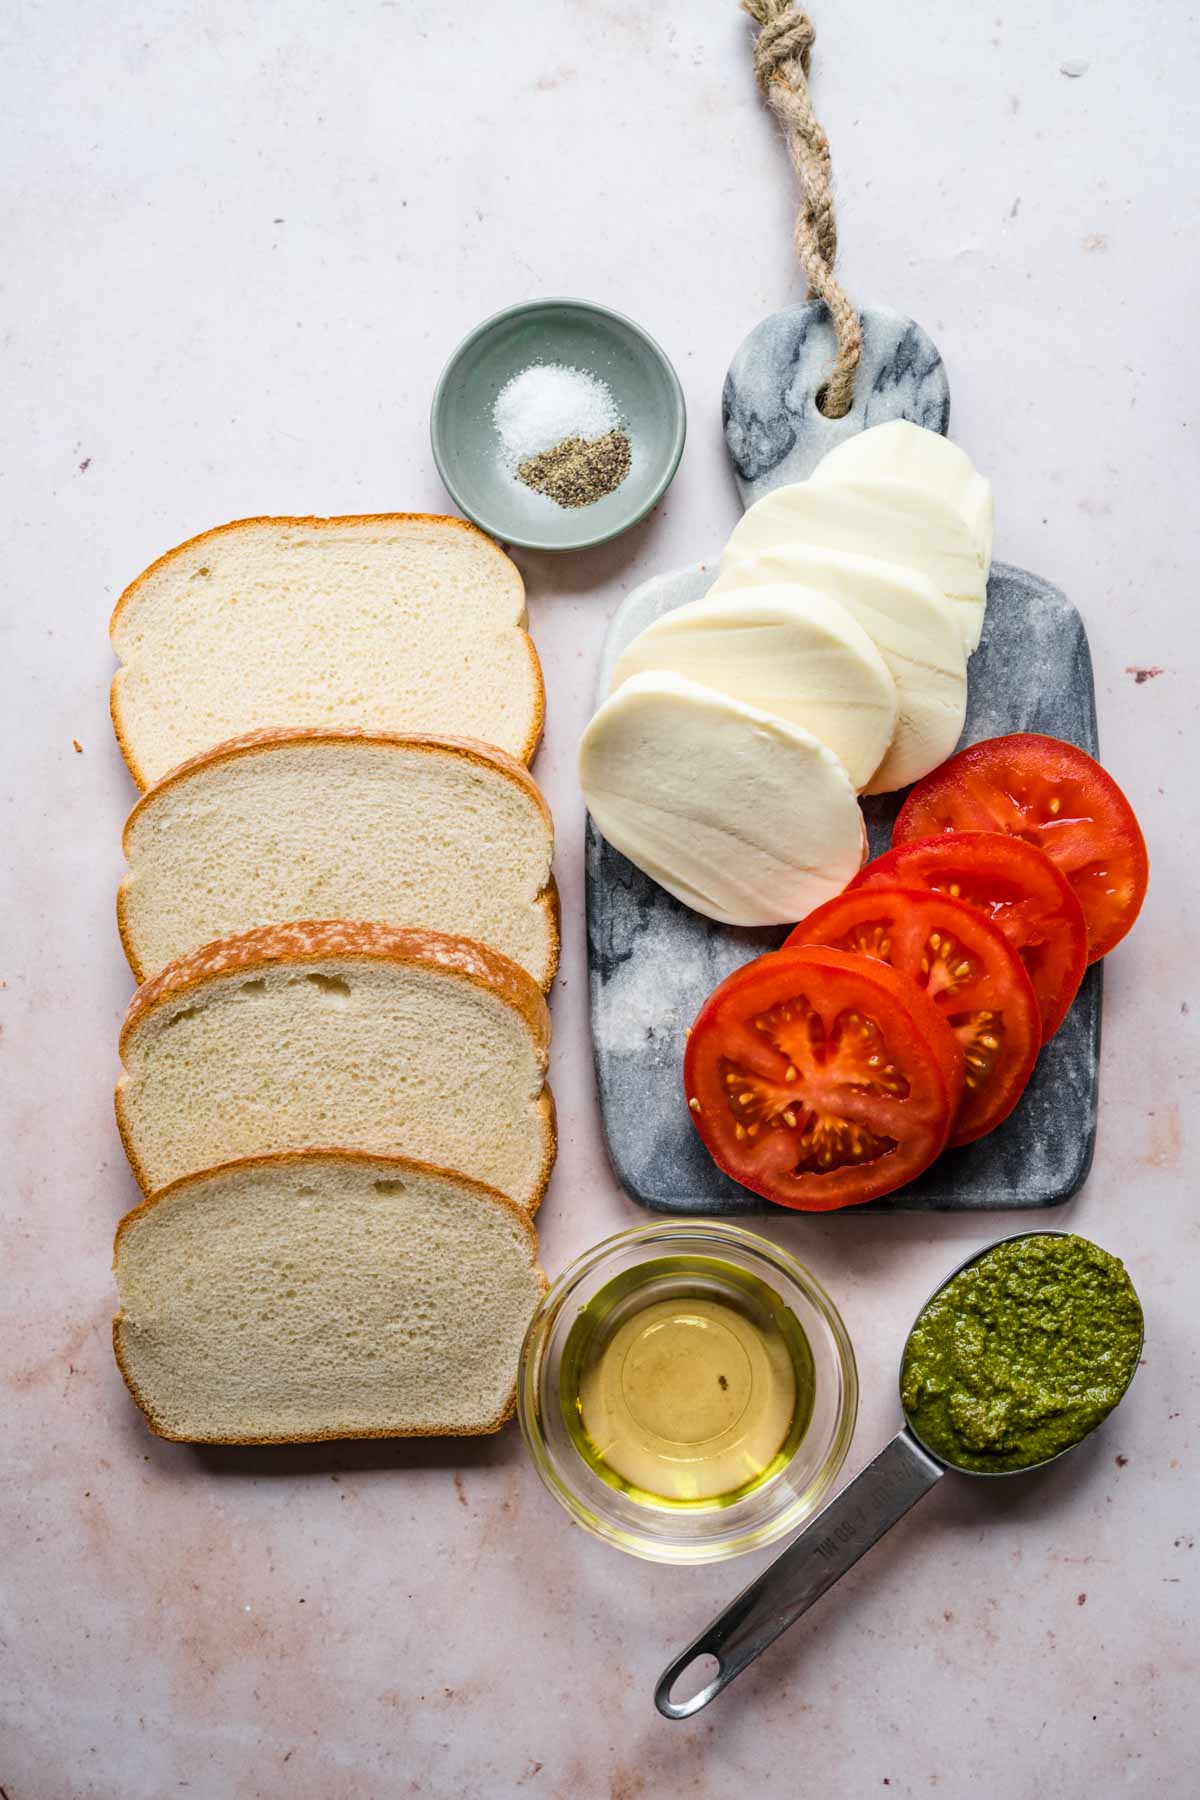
[{"xmin": 108, "ymin": 515, "xmax": 554, "ymax": 1443}]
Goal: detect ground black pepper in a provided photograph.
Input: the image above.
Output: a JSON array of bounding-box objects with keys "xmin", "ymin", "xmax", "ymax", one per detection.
[{"xmin": 516, "ymin": 429, "xmax": 632, "ymax": 508}]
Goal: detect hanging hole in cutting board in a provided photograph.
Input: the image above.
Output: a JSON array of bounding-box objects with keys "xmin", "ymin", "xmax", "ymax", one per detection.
[{"xmin": 721, "ymin": 301, "xmax": 952, "ymax": 499}]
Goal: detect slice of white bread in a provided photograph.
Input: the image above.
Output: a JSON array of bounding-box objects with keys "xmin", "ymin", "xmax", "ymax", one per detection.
[
  {"xmin": 115, "ymin": 922, "xmax": 554, "ymax": 1209},
  {"xmin": 112, "ymin": 1152, "xmax": 548, "ymax": 1443},
  {"xmin": 110, "ymin": 515, "xmax": 544, "ymax": 789},
  {"xmin": 118, "ymin": 729, "xmax": 559, "ymax": 987}
]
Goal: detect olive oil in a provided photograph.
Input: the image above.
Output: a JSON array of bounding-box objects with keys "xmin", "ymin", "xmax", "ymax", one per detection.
[{"xmin": 560, "ymin": 1256, "xmax": 816, "ymax": 1509}]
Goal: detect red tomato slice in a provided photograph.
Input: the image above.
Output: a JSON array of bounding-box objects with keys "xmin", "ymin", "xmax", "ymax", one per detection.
[
  {"xmin": 893, "ymin": 733, "xmax": 1148, "ymax": 962},
  {"xmin": 784, "ymin": 886, "xmax": 1040, "ymax": 1146},
  {"xmin": 684, "ymin": 946, "xmax": 962, "ymax": 1211},
  {"xmin": 849, "ymin": 833, "xmax": 1087, "ymax": 1041}
]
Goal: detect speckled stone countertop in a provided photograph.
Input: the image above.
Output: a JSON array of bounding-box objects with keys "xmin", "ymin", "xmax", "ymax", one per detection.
[{"xmin": 2, "ymin": 3, "xmax": 1196, "ymax": 1796}]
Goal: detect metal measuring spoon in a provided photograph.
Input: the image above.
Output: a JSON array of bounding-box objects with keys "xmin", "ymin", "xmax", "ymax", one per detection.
[{"xmin": 655, "ymin": 1230, "xmax": 1143, "ymax": 1720}]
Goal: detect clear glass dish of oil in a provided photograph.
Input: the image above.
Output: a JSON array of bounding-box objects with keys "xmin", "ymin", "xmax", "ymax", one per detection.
[
  {"xmin": 561, "ymin": 1256, "xmax": 816, "ymax": 1510},
  {"xmin": 518, "ymin": 1223, "xmax": 857, "ymax": 1564}
]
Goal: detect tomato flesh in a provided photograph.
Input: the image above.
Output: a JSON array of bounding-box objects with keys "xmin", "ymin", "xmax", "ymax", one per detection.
[
  {"xmin": 784, "ymin": 886, "xmax": 1040, "ymax": 1146},
  {"xmin": 685, "ymin": 946, "xmax": 961, "ymax": 1211},
  {"xmin": 893, "ymin": 733, "xmax": 1147, "ymax": 962},
  {"xmin": 849, "ymin": 833, "xmax": 1087, "ymax": 1040}
]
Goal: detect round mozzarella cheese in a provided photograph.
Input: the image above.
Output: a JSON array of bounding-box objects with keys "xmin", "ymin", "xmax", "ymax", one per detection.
[
  {"xmin": 713, "ymin": 548, "xmax": 968, "ymax": 794},
  {"xmin": 724, "ymin": 475, "xmax": 987, "ymax": 653},
  {"xmin": 810, "ymin": 420, "xmax": 994, "ymax": 570},
  {"xmin": 580, "ymin": 671, "xmax": 865, "ymax": 926},
  {"xmin": 609, "ymin": 585, "xmax": 898, "ymax": 791}
]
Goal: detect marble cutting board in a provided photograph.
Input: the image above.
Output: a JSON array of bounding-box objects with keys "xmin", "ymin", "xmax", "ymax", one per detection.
[
  {"xmin": 584, "ymin": 302, "xmax": 1100, "ymax": 1213},
  {"xmin": 586, "ymin": 560, "xmax": 1101, "ymax": 1213}
]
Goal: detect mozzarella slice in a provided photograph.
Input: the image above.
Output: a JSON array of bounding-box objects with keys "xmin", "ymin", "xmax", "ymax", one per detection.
[
  {"xmin": 811, "ymin": 420, "xmax": 994, "ymax": 568},
  {"xmin": 580, "ymin": 671, "xmax": 865, "ymax": 926},
  {"xmin": 713, "ymin": 548, "xmax": 968, "ymax": 794},
  {"xmin": 723, "ymin": 476, "xmax": 987, "ymax": 653},
  {"xmin": 608, "ymin": 585, "xmax": 898, "ymax": 792}
]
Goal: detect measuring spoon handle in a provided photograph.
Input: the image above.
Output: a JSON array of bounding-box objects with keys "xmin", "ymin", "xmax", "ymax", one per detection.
[{"xmin": 655, "ymin": 1428, "xmax": 944, "ymax": 1719}]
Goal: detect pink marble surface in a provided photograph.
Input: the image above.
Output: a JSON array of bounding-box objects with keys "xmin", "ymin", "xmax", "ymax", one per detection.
[{"xmin": 2, "ymin": 2, "xmax": 1197, "ymax": 1795}]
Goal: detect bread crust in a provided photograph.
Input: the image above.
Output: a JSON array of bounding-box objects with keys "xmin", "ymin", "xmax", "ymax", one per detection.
[
  {"xmin": 117, "ymin": 728, "xmax": 559, "ymax": 988},
  {"xmin": 541, "ymin": 871, "xmax": 562, "ymax": 987},
  {"xmin": 108, "ymin": 514, "xmax": 545, "ymax": 787},
  {"xmin": 514, "ymin": 627, "xmax": 546, "ymax": 764},
  {"xmin": 119, "ymin": 918, "xmax": 551, "ymax": 1053},
  {"xmin": 111, "ymin": 1150, "xmax": 549, "ymax": 1444},
  {"xmin": 114, "ymin": 921, "xmax": 556, "ymax": 1205}
]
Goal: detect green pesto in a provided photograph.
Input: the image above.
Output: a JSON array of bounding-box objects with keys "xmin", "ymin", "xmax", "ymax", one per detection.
[{"xmin": 900, "ymin": 1235, "xmax": 1143, "ymax": 1473}]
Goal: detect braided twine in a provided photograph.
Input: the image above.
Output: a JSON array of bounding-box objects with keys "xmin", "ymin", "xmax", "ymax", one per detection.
[{"xmin": 743, "ymin": 0, "xmax": 862, "ymax": 418}]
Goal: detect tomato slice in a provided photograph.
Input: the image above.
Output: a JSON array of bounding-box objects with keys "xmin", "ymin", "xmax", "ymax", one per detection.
[
  {"xmin": 849, "ymin": 833, "xmax": 1087, "ymax": 1041},
  {"xmin": 893, "ymin": 733, "xmax": 1147, "ymax": 962},
  {"xmin": 783, "ymin": 886, "xmax": 1040, "ymax": 1146},
  {"xmin": 684, "ymin": 946, "xmax": 962, "ymax": 1211}
]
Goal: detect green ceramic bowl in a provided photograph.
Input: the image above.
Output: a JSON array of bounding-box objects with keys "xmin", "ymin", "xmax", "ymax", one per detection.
[{"xmin": 430, "ymin": 298, "xmax": 686, "ymax": 552}]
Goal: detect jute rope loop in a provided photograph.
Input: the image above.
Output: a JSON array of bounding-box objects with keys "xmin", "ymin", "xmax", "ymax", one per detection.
[{"xmin": 742, "ymin": 0, "xmax": 862, "ymax": 418}]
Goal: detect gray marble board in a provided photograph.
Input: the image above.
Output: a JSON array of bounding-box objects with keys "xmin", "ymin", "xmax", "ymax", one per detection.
[
  {"xmin": 584, "ymin": 301, "xmax": 1100, "ymax": 1213},
  {"xmin": 586, "ymin": 560, "xmax": 1101, "ymax": 1213}
]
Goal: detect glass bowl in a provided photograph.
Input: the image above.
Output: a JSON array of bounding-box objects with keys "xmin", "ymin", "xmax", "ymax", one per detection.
[{"xmin": 517, "ymin": 1221, "xmax": 858, "ymax": 1564}]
